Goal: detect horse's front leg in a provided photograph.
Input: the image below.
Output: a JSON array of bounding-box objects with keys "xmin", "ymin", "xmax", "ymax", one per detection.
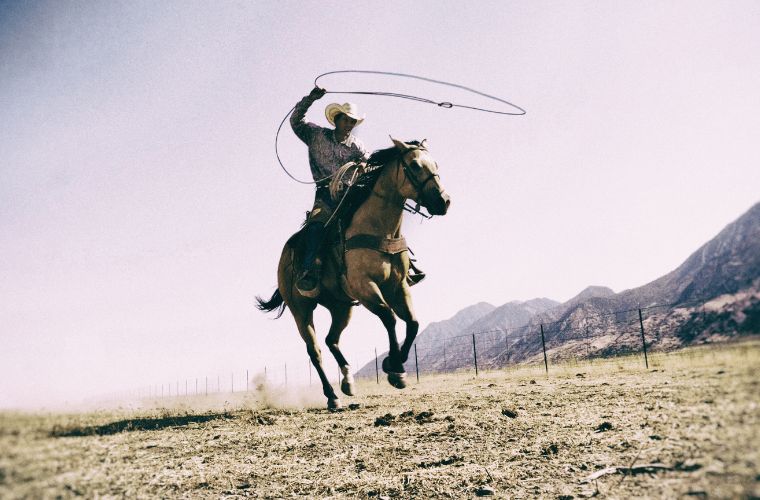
[
  {"xmin": 399, "ymin": 317, "xmax": 419, "ymax": 364},
  {"xmin": 350, "ymin": 280, "xmax": 407, "ymax": 389},
  {"xmin": 388, "ymin": 283, "xmax": 420, "ymax": 372},
  {"xmin": 378, "ymin": 313, "xmax": 417, "ymax": 390},
  {"xmin": 377, "ymin": 308, "xmax": 408, "ymax": 390}
]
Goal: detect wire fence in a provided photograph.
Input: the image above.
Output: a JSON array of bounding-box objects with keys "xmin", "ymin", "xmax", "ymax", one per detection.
[
  {"xmin": 358, "ymin": 294, "xmax": 758, "ymax": 382},
  {"xmin": 112, "ymin": 294, "xmax": 755, "ymax": 403}
]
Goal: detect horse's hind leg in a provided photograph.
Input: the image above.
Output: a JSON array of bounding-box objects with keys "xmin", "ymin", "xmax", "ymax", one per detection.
[
  {"xmin": 325, "ymin": 303, "xmax": 355, "ymax": 396},
  {"xmin": 293, "ymin": 308, "xmax": 342, "ymax": 410}
]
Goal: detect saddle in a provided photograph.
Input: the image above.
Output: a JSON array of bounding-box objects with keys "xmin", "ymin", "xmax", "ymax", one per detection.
[{"xmin": 288, "ymin": 219, "xmax": 425, "ymax": 300}]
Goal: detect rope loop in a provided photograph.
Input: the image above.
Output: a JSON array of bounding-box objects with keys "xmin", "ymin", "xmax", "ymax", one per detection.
[
  {"xmin": 276, "ymin": 70, "xmax": 526, "ymax": 184},
  {"xmin": 314, "ymin": 69, "xmax": 526, "ymax": 115}
]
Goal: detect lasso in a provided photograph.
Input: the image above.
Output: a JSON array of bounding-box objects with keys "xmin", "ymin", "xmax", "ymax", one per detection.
[{"xmin": 275, "ymin": 70, "xmax": 526, "ymax": 185}]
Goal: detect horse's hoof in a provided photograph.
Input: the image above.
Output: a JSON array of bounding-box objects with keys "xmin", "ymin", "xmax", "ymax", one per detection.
[
  {"xmin": 382, "ymin": 356, "xmax": 403, "ymax": 374},
  {"xmin": 387, "ymin": 372, "xmax": 407, "ymax": 389},
  {"xmin": 327, "ymin": 397, "xmax": 342, "ymax": 411},
  {"xmin": 341, "ymin": 375, "xmax": 355, "ymax": 397}
]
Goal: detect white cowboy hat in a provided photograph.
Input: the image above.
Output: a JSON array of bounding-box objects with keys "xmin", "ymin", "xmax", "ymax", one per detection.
[{"xmin": 325, "ymin": 102, "xmax": 365, "ymax": 126}]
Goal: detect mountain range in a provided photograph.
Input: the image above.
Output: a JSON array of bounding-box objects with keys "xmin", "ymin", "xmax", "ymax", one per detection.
[{"xmin": 356, "ymin": 201, "xmax": 760, "ymax": 377}]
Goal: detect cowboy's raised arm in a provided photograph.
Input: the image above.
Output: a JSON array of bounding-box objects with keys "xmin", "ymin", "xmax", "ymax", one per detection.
[{"xmin": 290, "ymin": 87, "xmax": 327, "ymax": 144}]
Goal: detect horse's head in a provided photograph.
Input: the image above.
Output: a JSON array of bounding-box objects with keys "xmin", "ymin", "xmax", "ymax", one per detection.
[{"xmin": 391, "ymin": 137, "xmax": 451, "ymax": 216}]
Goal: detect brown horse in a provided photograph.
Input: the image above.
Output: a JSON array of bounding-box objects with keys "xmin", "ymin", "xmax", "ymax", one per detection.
[{"xmin": 256, "ymin": 138, "xmax": 450, "ymax": 409}]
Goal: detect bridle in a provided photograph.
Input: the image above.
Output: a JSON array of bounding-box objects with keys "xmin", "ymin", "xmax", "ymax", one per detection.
[{"xmin": 398, "ymin": 147, "xmax": 441, "ymax": 201}]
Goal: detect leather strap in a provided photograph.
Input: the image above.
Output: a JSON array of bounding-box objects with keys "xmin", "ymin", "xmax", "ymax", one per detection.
[{"xmin": 345, "ymin": 234, "xmax": 408, "ymax": 255}]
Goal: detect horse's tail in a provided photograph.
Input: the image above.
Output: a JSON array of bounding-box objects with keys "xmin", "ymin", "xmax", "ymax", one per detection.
[{"xmin": 255, "ymin": 288, "xmax": 286, "ymax": 319}]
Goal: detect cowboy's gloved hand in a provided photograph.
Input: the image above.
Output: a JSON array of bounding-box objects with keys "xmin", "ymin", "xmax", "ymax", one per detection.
[{"xmin": 309, "ymin": 87, "xmax": 327, "ymax": 100}]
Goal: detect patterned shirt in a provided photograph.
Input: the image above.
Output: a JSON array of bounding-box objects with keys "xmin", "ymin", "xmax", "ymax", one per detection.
[{"xmin": 290, "ymin": 93, "xmax": 369, "ymax": 182}]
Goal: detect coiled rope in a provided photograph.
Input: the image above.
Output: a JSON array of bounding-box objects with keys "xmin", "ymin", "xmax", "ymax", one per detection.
[{"xmin": 275, "ymin": 70, "xmax": 526, "ymax": 184}]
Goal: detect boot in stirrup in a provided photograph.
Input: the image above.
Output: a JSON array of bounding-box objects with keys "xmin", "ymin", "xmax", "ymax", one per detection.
[
  {"xmin": 296, "ymin": 265, "xmax": 321, "ymax": 298},
  {"xmin": 406, "ymin": 261, "xmax": 426, "ymax": 286}
]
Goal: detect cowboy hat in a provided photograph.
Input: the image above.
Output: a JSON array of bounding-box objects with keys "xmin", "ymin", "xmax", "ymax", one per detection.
[{"xmin": 325, "ymin": 102, "xmax": 365, "ymax": 126}]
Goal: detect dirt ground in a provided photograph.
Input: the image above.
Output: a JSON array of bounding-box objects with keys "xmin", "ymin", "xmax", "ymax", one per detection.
[{"xmin": 1, "ymin": 342, "xmax": 759, "ymax": 499}]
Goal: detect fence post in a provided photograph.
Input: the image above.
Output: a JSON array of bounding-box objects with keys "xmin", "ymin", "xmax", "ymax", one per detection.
[
  {"xmin": 702, "ymin": 303, "xmax": 707, "ymax": 325},
  {"xmin": 374, "ymin": 348, "xmax": 379, "ymax": 384},
  {"xmin": 505, "ymin": 330, "xmax": 509, "ymax": 365},
  {"xmin": 414, "ymin": 344, "xmax": 420, "ymax": 382},
  {"xmin": 443, "ymin": 341, "xmax": 447, "ymax": 372},
  {"xmin": 231, "ymin": 372, "xmax": 234, "ymax": 393},
  {"xmin": 540, "ymin": 324, "xmax": 549, "ymax": 374},
  {"xmin": 472, "ymin": 334, "xmax": 479, "ymax": 376},
  {"xmin": 638, "ymin": 308, "xmax": 649, "ymax": 369},
  {"xmin": 205, "ymin": 376, "xmax": 208, "ymax": 396},
  {"xmin": 246, "ymin": 369, "xmax": 249, "ymax": 392}
]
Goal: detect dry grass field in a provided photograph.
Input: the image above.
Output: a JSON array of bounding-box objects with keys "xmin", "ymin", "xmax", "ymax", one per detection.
[{"xmin": 1, "ymin": 341, "xmax": 759, "ymax": 499}]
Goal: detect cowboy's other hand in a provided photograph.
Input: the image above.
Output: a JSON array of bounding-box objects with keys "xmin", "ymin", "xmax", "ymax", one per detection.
[{"xmin": 309, "ymin": 86, "xmax": 327, "ymax": 100}]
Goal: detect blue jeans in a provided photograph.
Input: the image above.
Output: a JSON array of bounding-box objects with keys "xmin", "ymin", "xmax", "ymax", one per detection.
[{"xmin": 303, "ymin": 221, "xmax": 325, "ymax": 272}]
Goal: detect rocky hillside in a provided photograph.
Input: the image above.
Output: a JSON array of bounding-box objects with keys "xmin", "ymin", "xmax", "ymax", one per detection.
[
  {"xmin": 418, "ymin": 302, "xmax": 497, "ymax": 341},
  {"xmin": 356, "ymin": 202, "xmax": 760, "ymax": 376},
  {"xmin": 354, "ymin": 298, "xmax": 558, "ymax": 378}
]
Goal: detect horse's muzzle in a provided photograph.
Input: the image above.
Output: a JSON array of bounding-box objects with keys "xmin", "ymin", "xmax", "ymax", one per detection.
[{"xmin": 426, "ymin": 191, "xmax": 450, "ymax": 216}]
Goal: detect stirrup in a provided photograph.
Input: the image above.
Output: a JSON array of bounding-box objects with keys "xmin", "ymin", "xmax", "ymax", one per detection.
[
  {"xmin": 406, "ymin": 272, "xmax": 426, "ymax": 286},
  {"xmin": 407, "ymin": 261, "xmax": 426, "ymax": 286},
  {"xmin": 296, "ymin": 269, "xmax": 321, "ymax": 298}
]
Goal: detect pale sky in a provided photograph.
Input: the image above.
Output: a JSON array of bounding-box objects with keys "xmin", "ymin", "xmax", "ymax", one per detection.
[{"xmin": 2, "ymin": 1, "xmax": 759, "ymax": 409}]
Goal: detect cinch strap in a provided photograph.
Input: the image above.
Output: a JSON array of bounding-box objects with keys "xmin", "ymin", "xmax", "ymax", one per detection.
[{"xmin": 345, "ymin": 234, "xmax": 408, "ymax": 255}]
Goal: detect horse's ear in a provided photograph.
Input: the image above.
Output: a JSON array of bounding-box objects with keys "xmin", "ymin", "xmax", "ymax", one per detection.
[
  {"xmin": 420, "ymin": 139, "xmax": 428, "ymax": 150},
  {"xmin": 390, "ymin": 136, "xmax": 410, "ymax": 151}
]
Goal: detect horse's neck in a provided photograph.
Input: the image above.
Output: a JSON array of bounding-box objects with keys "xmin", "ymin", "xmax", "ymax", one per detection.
[{"xmin": 346, "ymin": 164, "xmax": 405, "ymax": 239}]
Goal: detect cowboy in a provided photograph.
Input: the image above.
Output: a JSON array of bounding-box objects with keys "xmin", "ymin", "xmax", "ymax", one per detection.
[{"xmin": 290, "ymin": 86, "xmax": 370, "ymax": 295}]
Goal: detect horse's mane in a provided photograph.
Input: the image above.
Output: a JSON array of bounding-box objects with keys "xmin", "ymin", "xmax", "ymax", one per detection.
[
  {"xmin": 334, "ymin": 140, "xmax": 423, "ymax": 227},
  {"xmin": 366, "ymin": 140, "xmax": 423, "ymax": 168}
]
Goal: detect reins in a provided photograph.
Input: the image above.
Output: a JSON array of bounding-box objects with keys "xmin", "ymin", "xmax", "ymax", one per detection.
[{"xmin": 324, "ymin": 146, "xmax": 437, "ymax": 229}]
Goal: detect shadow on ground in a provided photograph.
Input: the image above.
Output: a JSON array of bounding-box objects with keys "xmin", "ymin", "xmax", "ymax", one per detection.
[{"xmin": 51, "ymin": 413, "xmax": 231, "ymax": 437}]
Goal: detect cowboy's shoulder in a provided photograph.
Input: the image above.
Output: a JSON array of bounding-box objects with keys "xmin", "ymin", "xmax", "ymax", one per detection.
[
  {"xmin": 313, "ymin": 126, "xmax": 337, "ymax": 143},
  {"xmin": 350, "ymin": 135, "xmax": 369, "ymax": 154},
  {"xmin": 307, "ymin": 127, "xmax": 339, "ymax": 150}
]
